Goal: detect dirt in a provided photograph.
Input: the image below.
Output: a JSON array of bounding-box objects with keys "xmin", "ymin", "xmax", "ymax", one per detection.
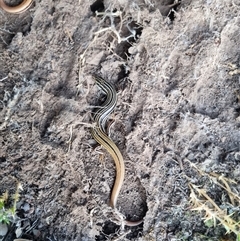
[{"xmin": 0, "ymin": 0, "xmax": 240, "ymax": 240}]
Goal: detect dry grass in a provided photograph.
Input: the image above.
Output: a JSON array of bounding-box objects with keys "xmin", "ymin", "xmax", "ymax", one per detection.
[{"xmin": 186, "ymin": 159, "xmax": 240, "ymax": 240}]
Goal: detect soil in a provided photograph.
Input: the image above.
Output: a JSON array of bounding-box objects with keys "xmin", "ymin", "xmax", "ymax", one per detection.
[{"xmin": 0, "ymin": 0, "xmax": 240, "ymax": 240}]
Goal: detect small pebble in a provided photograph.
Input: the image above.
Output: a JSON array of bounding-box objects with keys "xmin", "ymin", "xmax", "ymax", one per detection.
[
  {"xmin": 0, "ymin": 223, "xmax": 8, "ymax": 236},
  {"xmin": 234, "ymin": 152, "xmax": 240, "ymax": 161}
]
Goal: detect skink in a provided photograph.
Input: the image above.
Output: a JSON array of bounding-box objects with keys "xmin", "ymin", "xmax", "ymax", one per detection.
[
  {"xmin": 91, "ymin": 76, "xmax": 143, "ymax": 226},
  {"xmin": 0, "ymin": 0, "xmax": 33, "ymax": 14}
]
